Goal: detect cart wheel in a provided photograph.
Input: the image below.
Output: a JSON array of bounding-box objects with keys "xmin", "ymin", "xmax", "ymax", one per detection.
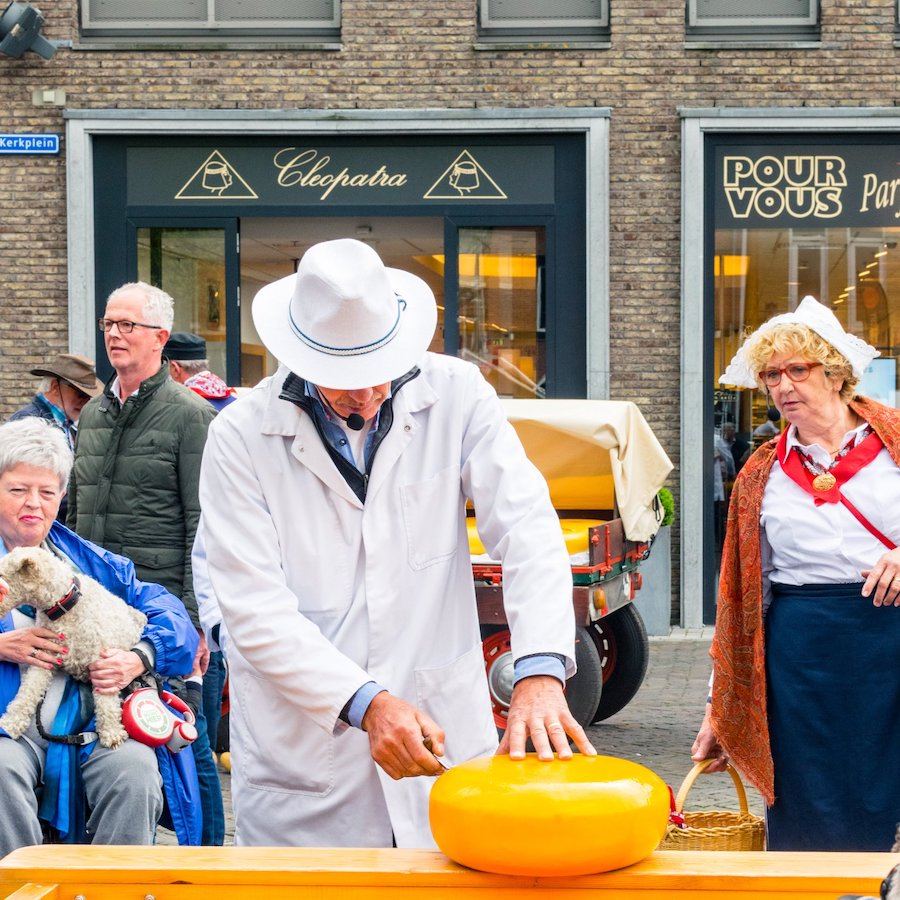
[
  {"xmin": 565, "ymin": 625, "xmax": 603, "ymax": 728},
  {"xmin": 482, "ymin": 625, "xmax": 602, "ymax": 732},
  {"xmin": 482, "ymin": 628, "xmax": 514, "ymax": 730},
  {"xmin": 588, "ymin": 604, "xmax": 649, "ymax": 723}
]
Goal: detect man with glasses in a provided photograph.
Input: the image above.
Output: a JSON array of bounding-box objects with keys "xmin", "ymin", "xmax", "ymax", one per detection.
[{"xmin": 67, "ymin": 281, "xmax": 223, "ymax": 845}]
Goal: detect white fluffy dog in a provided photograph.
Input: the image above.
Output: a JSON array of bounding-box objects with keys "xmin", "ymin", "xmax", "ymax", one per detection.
[{"xmin": 0, "ymin": 546, "xmax": 147, "ymax": 749}]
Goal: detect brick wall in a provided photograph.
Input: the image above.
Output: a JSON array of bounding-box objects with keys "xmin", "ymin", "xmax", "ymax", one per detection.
[{"xmin": 2, "ymin": 0, "xmax": 898, "ymax": 617}]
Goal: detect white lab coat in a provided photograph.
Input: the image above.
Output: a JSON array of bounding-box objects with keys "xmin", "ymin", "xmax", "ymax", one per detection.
[{"xmin": 196, "ymin": 353, "xmax": 575, "ymax": 847}]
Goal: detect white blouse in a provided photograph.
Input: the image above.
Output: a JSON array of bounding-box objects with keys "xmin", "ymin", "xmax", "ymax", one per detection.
[{"xmin": 760, "ymin": 422, "xmax": 900, "ymax": 595}]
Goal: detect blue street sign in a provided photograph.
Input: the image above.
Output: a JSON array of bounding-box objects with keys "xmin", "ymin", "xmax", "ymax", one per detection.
[{"xmin": 0, "ymin": 134, "xmax": 60, "ymax": 154}]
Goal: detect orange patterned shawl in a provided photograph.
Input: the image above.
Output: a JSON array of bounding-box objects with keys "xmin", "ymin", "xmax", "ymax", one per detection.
[{"xmin": 710, "ymin": 396, "xmax": 900, "ymax": 805}]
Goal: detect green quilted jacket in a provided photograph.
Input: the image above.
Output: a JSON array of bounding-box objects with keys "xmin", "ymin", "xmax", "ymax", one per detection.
[{"xmin": 67, "ymin": 363, "xmax": 215, "ymax": 626}]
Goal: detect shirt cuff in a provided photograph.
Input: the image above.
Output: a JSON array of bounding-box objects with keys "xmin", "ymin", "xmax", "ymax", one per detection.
[
  {"xmin": 512, "ymin": 653, "xmax": 567, "ymax": 688},
  {"xmin": 133, "ymin": 640, "xmax": 157, "ymax": 671},
  {"xmin": 345, "ymin": 680, "xmax": 388, "ymax": 729}
]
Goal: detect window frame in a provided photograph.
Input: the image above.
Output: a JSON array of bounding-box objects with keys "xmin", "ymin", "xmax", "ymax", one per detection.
[
  {"xmin": 80, "ymin": 0, "xmax": 340, "ymax": 38},
  {"xmin": 685, "ymin": 0, "xmax": 819, "ymax": 43},
  {"xmin": 477, "ymin": 0, "xmax": 609, "ymax": 41}
]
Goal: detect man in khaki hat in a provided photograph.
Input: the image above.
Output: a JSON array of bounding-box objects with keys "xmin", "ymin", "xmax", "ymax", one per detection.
[
  {"xmin": 8, "ymin": 353, "xmax": 103, "ymax": 521},
  {"xmin": 9, "ymin": 353, "xmax": 103, "ymax": 451}
]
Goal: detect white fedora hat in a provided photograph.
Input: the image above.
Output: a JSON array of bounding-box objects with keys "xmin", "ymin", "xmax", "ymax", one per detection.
[{"xmin": 252, "ymin": 238, "xmax": 438, "ymax": 389}]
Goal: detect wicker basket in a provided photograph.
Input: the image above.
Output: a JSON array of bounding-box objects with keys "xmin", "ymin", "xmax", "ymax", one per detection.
[{"xmin": 659, "ymin": 759, "xmax": 766, "ymax": 851}]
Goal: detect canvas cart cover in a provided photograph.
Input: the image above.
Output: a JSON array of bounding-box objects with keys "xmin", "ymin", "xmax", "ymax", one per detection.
[{"xmin": 500, "ymin": 399, "xmax": 673, "ymax": 542}]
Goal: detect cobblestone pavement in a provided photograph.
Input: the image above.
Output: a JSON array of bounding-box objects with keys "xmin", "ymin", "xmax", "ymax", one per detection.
[{"xmin": 160, "ymin": 628, "xmax": 763, "ymax": 846}]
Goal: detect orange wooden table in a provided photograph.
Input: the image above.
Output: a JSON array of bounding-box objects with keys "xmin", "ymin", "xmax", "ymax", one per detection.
[{"xmin": 0, "ymin": 847, "xmax": 897, "ymax": 900}]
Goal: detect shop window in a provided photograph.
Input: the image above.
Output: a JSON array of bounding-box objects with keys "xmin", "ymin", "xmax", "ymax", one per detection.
[
  {"xmin": 710, "ymin": 140, "xmax": 900, "ymax": 533},
  {"xmin": 714, "ymin": 225, "xmax": 900, "ymax": 434},
  {"xmin": 478, "ymin": 0, "xmax": 609, "ymax": 42},
  {"xmin": 687, "ymin": 0, "xmax": 819, "ymax": 42},
  {"xmin": 81, "ymin": 0, "xmax": 339, "ymax": 40}
]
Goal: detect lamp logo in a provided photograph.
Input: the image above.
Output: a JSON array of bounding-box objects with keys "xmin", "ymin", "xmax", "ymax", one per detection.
[
  {"xmin": 176, "ymin": 150, "xmax": 258, "ymax": 200},
  {"xmin": 424, "ymin": 150, "xmax": 507, "ymax": 200},
  {"xmin": 723, "ymin": 155, "xmax": 846, "ymax": 220}
]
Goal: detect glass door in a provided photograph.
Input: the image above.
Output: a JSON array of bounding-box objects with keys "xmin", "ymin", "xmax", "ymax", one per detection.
[
  {"xmin": 129, "ymin": 220, "xmax": 240, "ymax": 384},
  {"xmin": 444, "ymin": 217, "xmax": 583, "ymax": 396},
  {"xmin": 454, "ymin": 225, "xmax": 547, "ymax": 398}
]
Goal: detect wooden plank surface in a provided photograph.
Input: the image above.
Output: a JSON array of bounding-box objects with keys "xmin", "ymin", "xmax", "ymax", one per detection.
[{"xmin": 1, "ymin": 847, "xmax": 898, "ymax": 899}]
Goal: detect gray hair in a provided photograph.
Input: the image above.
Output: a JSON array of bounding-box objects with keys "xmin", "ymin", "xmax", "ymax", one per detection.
[
  {"xmin": 107, "ymin": 281, "xmax": 175, "ymax": 332},
  {"xmin": 0, "ymin": 418, "xmax": 72, "ymax": 490},
  {"xmin": 175, "ymin": 358, "xmax": 210, "ymax": 377}
]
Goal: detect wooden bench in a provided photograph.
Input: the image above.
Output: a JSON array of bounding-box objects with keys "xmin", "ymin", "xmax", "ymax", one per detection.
[{"xmin": 1, "ymin": 846, "xmax": 897, "ymax": 899}]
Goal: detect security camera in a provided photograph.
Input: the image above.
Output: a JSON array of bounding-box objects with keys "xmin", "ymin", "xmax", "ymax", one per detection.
[{"xmin": 0, "ymin": 2, "xmax": 56, "ymax": 59}]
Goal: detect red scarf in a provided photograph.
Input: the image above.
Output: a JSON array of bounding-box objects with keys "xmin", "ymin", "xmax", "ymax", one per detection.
[{"xmin": 776, "ymin": 427, "xmax": 895, "ymax": 548}]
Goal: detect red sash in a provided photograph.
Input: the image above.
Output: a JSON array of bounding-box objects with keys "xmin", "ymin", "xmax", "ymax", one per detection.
[{"xmin": 776, "ymin": 427, "xmax": 896, "ymax": 549}]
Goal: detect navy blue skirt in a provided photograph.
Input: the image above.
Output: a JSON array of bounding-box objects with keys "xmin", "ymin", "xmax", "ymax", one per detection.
[{"xmin": 766, "ymin": 581, "xmax": 900, "ymax": 851}]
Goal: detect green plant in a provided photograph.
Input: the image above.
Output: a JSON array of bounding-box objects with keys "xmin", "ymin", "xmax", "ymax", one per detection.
[{"xmin": 657, "ymin": 487, "xmax": 675, "ymax": 527}]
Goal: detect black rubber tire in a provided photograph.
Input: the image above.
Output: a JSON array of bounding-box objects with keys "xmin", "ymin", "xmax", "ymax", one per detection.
[
  {"xmin": 564, "ymin": 625, "xmax": 603, "ymax": 728},
  {"xmin": 588, "ymin": 604, "xmax": 650, "ymax": 723}
]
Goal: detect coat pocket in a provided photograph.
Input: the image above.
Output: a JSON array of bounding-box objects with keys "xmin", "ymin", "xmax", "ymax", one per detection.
[
  {"xmin": 400, "ymin": 465, "xmax": 461, "ymax": 570},
  {"xmin": 414, "ymin": 643, "xmax": 498, "ymax": 763},
  {"xmin": 231, "ymin": 663, "xmax": 335, "ymax": 796}
]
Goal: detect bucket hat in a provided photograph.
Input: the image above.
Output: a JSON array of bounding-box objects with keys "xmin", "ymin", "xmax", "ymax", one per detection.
[
  {"xmin": 30, "ymin": 353, "xmax": 103, "ymax": 398},
  {"xmin": 720, "ymin": 295, "xmax": 879, "ymax": 388},
  {"xmin": 252, "ymin": 239, "xmax": 437, "ymax": 389}
]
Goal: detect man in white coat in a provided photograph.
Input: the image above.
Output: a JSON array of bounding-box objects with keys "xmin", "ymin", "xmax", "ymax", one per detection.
[{"xmin": 196, "ymin": 238, "xmax": 596, "ymax": 848}]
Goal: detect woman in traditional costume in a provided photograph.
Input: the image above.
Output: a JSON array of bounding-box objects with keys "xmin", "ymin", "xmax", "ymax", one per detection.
[{"xmin": 692, "ymin": 295, "xmax": 900, "ymax": 851}]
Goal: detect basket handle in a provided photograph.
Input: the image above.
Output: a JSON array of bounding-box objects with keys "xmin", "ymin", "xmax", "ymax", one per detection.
[{"xmin": 674, "ymin": 758, "xmax": 750, "ymax": 816}]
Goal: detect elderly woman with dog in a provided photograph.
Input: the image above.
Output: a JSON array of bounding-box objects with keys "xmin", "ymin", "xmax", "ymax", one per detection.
[
  {"xmin": 692, "ymin": 295, "xmax": 900, "ymax": 851},
  {"xmin": 0, "ymin": 417, "xmax": 200, "ymax": 855}
]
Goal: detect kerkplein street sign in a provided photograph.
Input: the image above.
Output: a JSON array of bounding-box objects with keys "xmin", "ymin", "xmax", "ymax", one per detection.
[{"xmin": 0, "ymin": 134, "xmax": 60, "ymax": 154}]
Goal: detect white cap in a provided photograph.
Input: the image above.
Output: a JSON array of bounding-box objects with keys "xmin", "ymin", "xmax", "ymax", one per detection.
[{"xmin": 720, "ymin": 295, "xmax": 879, "ymax": 388}]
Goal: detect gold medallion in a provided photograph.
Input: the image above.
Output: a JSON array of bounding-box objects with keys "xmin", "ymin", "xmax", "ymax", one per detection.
[{"xmin": 812, "ymin": 472, "xmax": 837, "ymax": 491}]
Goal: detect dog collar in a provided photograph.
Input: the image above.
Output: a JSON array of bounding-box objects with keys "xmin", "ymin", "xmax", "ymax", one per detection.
[{"xmin": 46, "ymin": 575, "xmax": 82, "ymax": 621}]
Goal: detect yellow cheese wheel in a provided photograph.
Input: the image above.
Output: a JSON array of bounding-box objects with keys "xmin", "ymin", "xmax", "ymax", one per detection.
[
  {"xmin": 429, "ymin": 754, "xmax": 669, "ymax": 876},
  {"xmin": 467, "ymin": 518, "xmax": 605, "ymax": 557}
]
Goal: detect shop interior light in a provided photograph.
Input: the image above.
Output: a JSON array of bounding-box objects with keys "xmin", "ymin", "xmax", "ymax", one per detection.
[
  {"xmin": 0, "ymin": 2, "xmax": 56, "ymax": 59},
  {"xmin": 713, "ymin": 254, "xmax": 750, "ymax": 277},
  {"xmin": 420, "ymin": 254, "xmax": 538, "ymax": 279}
]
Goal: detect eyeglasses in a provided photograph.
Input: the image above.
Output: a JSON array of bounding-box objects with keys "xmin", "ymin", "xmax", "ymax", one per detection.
[
  {"xmin": 98, "ymin": 318, "xmax": 163, "ymax": 335},
  {"xmin": 758, "ymin": 361, "xmax": 823, "ymax": 387}
]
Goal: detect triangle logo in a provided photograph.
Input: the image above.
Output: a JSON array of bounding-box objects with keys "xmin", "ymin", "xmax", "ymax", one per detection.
[
  {"xmin": 424, "ymin": 150, "xmax": 507, "ymax": 200},
  {"xmin": 175, "ymin": 150, "xmax": 258, "ymax": 200}
]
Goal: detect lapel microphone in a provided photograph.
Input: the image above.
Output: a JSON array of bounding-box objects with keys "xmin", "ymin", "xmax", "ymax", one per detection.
[
  {"xmin": 316, "ymin": 388, "xmax": 365, "ymax": 431},
  {"xmin": 340, "ymin": 411, "xmax": 366, "ymax": 431}
]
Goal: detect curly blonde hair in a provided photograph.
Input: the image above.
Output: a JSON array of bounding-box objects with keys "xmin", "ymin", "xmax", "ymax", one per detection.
[{"xmin": 742, "ymin": 323, "xmax": 858, "ymax": 403}]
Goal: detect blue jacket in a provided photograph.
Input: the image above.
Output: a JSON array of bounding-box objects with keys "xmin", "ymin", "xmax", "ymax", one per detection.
[{"xmin": 0, "ymin": 523, "xmax": 202, "ymax": 845}]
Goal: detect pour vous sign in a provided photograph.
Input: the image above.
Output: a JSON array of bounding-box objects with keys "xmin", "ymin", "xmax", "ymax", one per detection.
[{"xmin": 715, "ymin": 143, "xmax": 900, "ymax": 228}]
